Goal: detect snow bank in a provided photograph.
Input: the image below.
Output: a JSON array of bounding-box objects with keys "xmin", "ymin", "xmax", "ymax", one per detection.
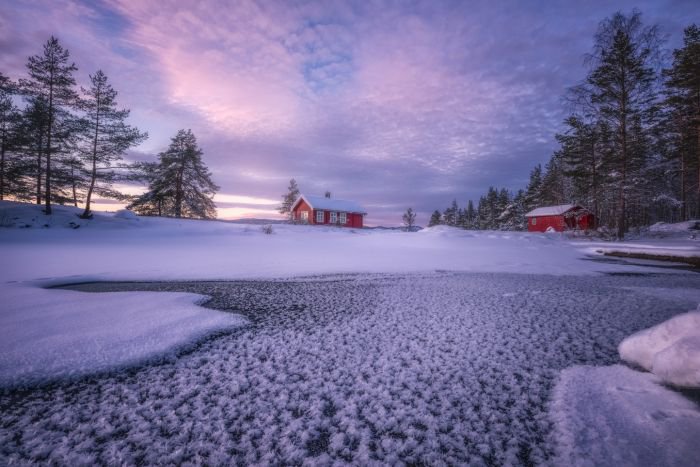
[
  {"xmin": 619, "ymin": 310, "xmax": 700, "ymax": 388},
  {"xmin": 551, "ymin": 365, "xmax": 700, "ymax": 467},
  {"xmin": 649, "ymin": 220, "xmax": 700, "ymax": 235},
  {"xmin": 0, "ymin": 286, "xmax": 246, "ymax": 388},
  {"xmin": 113, "ymin": 209, "xmax": 139, "ymax": 220},
  {"xmin": 0, "ymin": 201, "xmax": 141, "ymax": 229}
]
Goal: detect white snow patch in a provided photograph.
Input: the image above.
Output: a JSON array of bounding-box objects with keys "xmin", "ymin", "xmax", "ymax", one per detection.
[
  {"xmin": 113, "ymin": 209, "xmax": 139, "ymax": 220},
  {"xmin": 649, "ymin": 220, "xmax": 700, "ymax": 234},
  {"xmin": 0, "ymin": 285, "xmax": 246, "ymax": 388},
  {"xmin": 551, "ymin": 364, "xmax": 700, "ymax": 467},
  {"xmin": 619, "ymin": 310, "xmax": 700, "ymax": 388},
  {"xmin": 525, "ymin": 204, "xmax": 577, "ymax": 217}
]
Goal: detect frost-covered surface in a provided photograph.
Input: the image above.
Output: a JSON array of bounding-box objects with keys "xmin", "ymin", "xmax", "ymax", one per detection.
[
  {"xmin": 0, "ymin": 286, "xmax": 246, "ymax": 388},
  {"xmin": 619, "ymin": 309, "xmax": 700, "ymax": 388},
  {"xmin": 2, "ymin": 273, "xmax": 699, "ymax": 465},
  {"xmin": 551, "ymin": 364, "xmax": 700, "ymax": 467}
]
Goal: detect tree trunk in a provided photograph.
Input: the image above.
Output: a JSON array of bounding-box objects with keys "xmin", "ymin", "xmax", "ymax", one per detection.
[
  {"xmin": 82, "ymin": 90, "xmax": 100, "ymax": 219},
  {"xmin": 590, "ymin": 138, "xmax": 599, "ymax": 228},
  {"xmin": 697, "ymin": 123, "xmax": 700, "ymax": 219},
  {"xmin": 175, "ymin": 165, "xmax": 184, "ymax": 218},
  {"xmin": 617, "ymin": 69, "xmax": 628, "ymax": 240},
  {"xmin": 0, "ymin": 128, "xmax": 5, "ymax": 200},
  {"xmin": 680, "ymin": 149, "xmax": 687, "ymax": 221},
  {"xmin": 71, "ymin": 163, "xmax": 78, "ymax": 207},
  {"xmin": 44, "ymin": 68, "xmax": 54, "ymax": 215},
  {"xmin": 36, "ymin": 127, "xmax": 43, "ymax": 205}
]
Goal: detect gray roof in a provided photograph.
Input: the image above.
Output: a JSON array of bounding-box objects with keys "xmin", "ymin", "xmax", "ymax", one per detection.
[
  {"xmin": 525, "ymin": 204, "xmax": 579, "ymax": 217},
  {"xmin": 293, "ymin": 194, "xmax": 367, "ymax": 214}
]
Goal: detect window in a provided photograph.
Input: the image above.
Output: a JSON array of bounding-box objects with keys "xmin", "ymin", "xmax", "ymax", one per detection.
[
  {"xmin": 339, "ymin": 212, "xmax": 347, "ymax": 224},
  {"xmin": 532, "ymin": 218, "xmax": 536, "ymax": 225},
  {"xmin": 301, "ymin": 211, "xmax": 309, "ymax": 222},
  {"xmin": 316, "ymin": 210, "xmax": 324, "ymax": 223},
  {"xmin": 330, "ymin": 212, "xmax": 338, "ymax": 223}
]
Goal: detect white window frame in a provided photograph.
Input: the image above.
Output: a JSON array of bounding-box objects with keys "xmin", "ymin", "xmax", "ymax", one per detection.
[
  {"xmin": 301, "ymin": 211, "xmax": 309, "ymax": 222},
  {"xmin": 339, "ymin": 212, "xmax": 347, "ymax": 224},
  {"xmin": 316, "ymin": 210, "xmax": 324, "ymax": 223},
  {"xmin": 532, "ymin": 218, "xmax": 536, "ymax": 225},
  {"xmin": 330, "ymin": 211, "xmax": 338, "ymax": 223}
]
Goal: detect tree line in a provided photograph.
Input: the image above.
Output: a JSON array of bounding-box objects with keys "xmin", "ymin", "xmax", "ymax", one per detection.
[
  {"xmin": 428, "ymin": 12, "xmax": 699, "ymax": 238},
  {"xmin": 0, "ymin": 36, "xmax": 218, "ymax": 219}
]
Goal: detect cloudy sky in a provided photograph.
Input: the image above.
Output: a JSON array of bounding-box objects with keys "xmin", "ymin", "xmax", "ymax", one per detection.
[{"xmin": 1, "ymin": 0, "xmax": 698, "ymax": 225}]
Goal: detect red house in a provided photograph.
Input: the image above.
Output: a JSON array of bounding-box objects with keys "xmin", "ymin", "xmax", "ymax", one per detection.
[
  {"xmin": 525, "ymin": 204, "xmax": 595, "ymax": 232},
  {"xmin": 291, "ymin": 194, "xmax": 367, "ymax": 228}
]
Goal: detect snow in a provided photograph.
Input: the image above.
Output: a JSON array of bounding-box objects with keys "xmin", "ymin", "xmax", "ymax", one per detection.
[
  {"xmin": 551, "ymin": 365, "xmax": 700, "ymax": 467},
  {"xmin": 1, "ymin": 201, "xmax": 700, "ymax": 463},
  {"xmin": 619, "ymin": 309, "xmax": 700, "ymax": 388},
  {"xmin": 649, "ymin": 220, "xmax": 700, "ymax": 235},
  {"xmin": 525, "ymin": 204, "xmax": 577, "ymax": 217},
  {"xmin": 0, "ymin": 285, "xmax": 246, "ymax": 388},
  {"xmin": 113, "ymin": 208, "xmax": 139, "ymax": 220},
  {"xmin": 2, "ymin": 273, "xmax": 698, "ymax": 464},
  {"xmin": 2, "ymin": 201, "xmax": 676, "ymax": 286},
  {"xmin": 294, "ymin": 194, "xmax": 367, "ymax": 214}
]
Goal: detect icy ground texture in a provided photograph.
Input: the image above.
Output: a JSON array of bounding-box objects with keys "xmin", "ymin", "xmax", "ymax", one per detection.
[
  {"xmin": 0, "ymin": 287, "xmax": 247, "ymax": 388},
  {"xmin": 619, "ymin": 309, "xmax": 700, "ymax": 388},
  {"xmin": 2, "ymin": 272, "xmax": 699, "ymax": 465},
  {"xmin": 552, "ymin": 365, "xmax": 700, "ymax": 467}
]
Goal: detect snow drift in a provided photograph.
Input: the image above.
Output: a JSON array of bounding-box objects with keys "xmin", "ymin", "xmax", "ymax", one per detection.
[
  {"xmin": 0, "ymin": 286, "xmax": 247, "ymax": 388},
  {"xmin": 551, "ymin": 365, "xmax": 700, "ymax": 467},
  {"xmin": 619, "ymin": 309, "xmax": 700, "ymax": 388}
]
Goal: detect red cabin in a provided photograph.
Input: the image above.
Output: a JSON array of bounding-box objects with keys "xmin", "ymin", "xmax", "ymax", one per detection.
[
  {"xmin": 291, "ymin": 194, "xmax": 366, "ymax": 228},
  {"xmin": 525, "ymin": 204, "xmax": 595, "ymax": 232}
]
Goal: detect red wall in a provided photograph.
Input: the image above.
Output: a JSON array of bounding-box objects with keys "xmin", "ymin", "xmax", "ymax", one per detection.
[
  {"xmin": 292, "ymin": 200, "xmax": 313, "ymax": 223},
  {"xmin": 292, "ymin": 200, "xmax": 363, "ymax": 228},
  {"xmin": 527, "ymin": 215, "xmax": 566, "ymax": 232},
  {"xmin": 527, "ymin": 210, "xmax": 595, "ymax": 232}
]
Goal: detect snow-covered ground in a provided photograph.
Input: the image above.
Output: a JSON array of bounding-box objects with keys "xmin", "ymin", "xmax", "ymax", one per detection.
[
  {"xmin": 0, "ymin": 287, "xmax": 245, "ymax": 388},
  {"xmin": 575, "ymin": 219, "xmax": 700, "ymax": 262},
  {"xmin": 552, "ymin": 365, "xmax": 700, "ymax": 467},
  {"xmin": 1, "ymin": 201, "xmax": 699, "ymax": 465}
]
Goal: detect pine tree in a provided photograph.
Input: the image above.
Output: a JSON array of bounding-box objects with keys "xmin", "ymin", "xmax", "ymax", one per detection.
[
  {"xmin": 443, "ymin": 199, "xmax": 459, "ymax": 226},
  {"xmin": 663, "ymin": 24, "xmax": 700, "ymax": 219},
  {"xmin": 79, "ymin": 70, "xmax": 147, "ymax": 218},
  {"xmin": 557, "ymin": 116, "xmax": 608, "ymax": 221},
  {"xmin": 465, "ymin": 200, "xmax": 476, "ymax": 229},
  {"xmin": 540, "ymin": 154, "xmax": 568, "ymax": 206},
  {"xmin": 428, "ymin": 210, "xmax": 442, "ymax": 227},
  {"xmin": 278, "ymin": 178, "xmax": 300, "ymax": 221},
  {"xmin": 20, "ymin": 36, "xmax": 80, "ymax": 214},
  {"xmin": 129, "ymin": 129, "xmax": 218, "ymax": 219},
  {"xmin": 586, "ymin": 11, "xmax": 662, "ymax": 238},
  {"xmin": 20, "ymin": 97, "xmax": 50, "ymax": 204},
  {"xmin": 0, "ymin": 74, "xmax": 23, "ymax": 200},
  {"xmin": 402, "ymin": 207, "xmax": 417, "ymax": 231},
  {"xmin": 524, "ymin": 165, "xmax": 543, "ymax": 214}
]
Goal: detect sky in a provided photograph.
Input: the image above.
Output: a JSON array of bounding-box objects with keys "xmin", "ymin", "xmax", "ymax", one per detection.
[{"xmin": 1, "ymin": 0, "xmax": 699, "ymax": 225}]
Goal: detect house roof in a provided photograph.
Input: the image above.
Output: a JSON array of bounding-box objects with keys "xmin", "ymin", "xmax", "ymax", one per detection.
[
  {"xmin": 292, "ymin": 194, "xmax": 367, "ymax": 214},
  {"xmin": 525, "ymin": 204, "xmax": 580, "ymax": 217}
]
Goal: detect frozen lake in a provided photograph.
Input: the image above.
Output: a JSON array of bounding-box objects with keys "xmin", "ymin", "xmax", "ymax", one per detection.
[{"xmin": 1, "ymin": 271, "xmax": 699, "ymax": 465}]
